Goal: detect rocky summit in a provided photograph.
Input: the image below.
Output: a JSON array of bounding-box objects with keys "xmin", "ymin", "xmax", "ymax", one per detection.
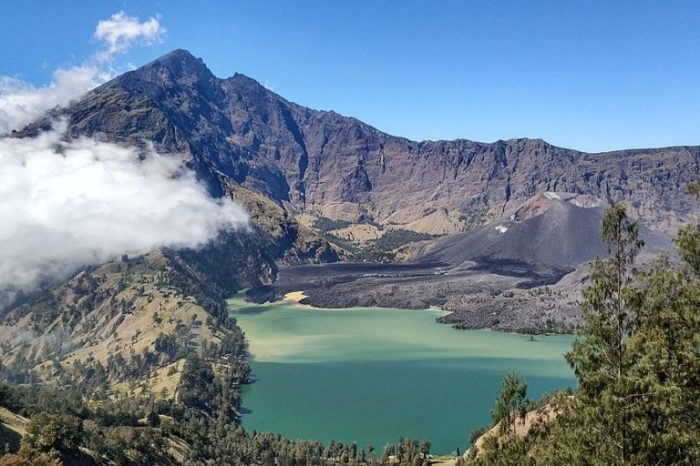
[{"xmin": 25, "ymin": 49, "xmax": 699, "ymax": 235}]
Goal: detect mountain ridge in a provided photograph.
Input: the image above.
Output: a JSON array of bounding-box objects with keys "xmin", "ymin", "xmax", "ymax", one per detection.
[
  {"xmin": 146, "ymin": 49, "xmax": 700, "ymax": 154},
  {"xmin": 22, "ymin": 49, "xmax": 700, "ymax": 234}
]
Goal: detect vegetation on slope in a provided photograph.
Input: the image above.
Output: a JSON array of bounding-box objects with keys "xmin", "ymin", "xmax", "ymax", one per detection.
[
  {"xmin": 314, "ymin": 216, "xmax": 435, "ymax": 262},
  {"xmin": 0, "ymin": 362, "xmax": 433, "ymax": 465},
  {"xmin": 0, "ymin": 180, "xmax": 697, "ymax": 465},
  {"xmin": 0, "ymin": 229, "xmax": 430, "ymax": 465},
  {"xmin": 465, "ymin": 180, "xmax": 700, "ymax": 465}
]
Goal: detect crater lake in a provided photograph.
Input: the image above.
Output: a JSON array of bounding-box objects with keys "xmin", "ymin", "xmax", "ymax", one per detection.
[{"xmin": 229, "ymin": 296, "xmax": 574, "ymax": 454}]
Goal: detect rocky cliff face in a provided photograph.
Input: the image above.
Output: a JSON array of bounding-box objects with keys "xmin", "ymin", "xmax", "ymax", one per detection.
[
  {"xmin": 25, "ymin": 49, "xmax": 699, "ymax": 234},
  {"xmin": 12, "ymin": 49, "xmax": 698, "ymax": 333}
]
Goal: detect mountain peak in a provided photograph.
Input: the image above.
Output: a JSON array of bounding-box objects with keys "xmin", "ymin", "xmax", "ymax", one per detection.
[
  {"xmin": 135, "ymin": 49, "xmax": 213, "ymax": 82},
  {"xmin": 43, "ymin": 51, "xmax": 697, "ymax": 236},
  {"xmin": 223, "ymin": 72, "xmax": 274, "ymax": 97},
  {"xmin": 511, "ymin": 192, "xmax": 604, "ymax": 222},
  {"xmin": 151, "ymin": 48, "xmax": 202, "ymax": 66},
  {"xmin": 163, "ymin": 48, "xmax": 196, "ymax": 58}
]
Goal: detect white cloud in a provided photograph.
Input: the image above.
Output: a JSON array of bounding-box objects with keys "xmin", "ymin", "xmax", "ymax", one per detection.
[
  {"xmin": 0, "ymin": 66, "xmax": 106, "ymax": 135},
  {"xmin": 0, "ymin": 123, "xmax": 248, "ymax": 306},
  {"xmin": 94, "ymin": 11, "xmax": 165, "ymax": 62},
  {"xmin": 0, "ymin": 12, "xmax": 240, "ymax": 308},
  {"xmin": 0, "ymin": 11, "xmax": 164, "ymax": 135}
]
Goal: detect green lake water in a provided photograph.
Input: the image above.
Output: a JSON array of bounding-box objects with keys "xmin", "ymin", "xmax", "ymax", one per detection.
[{"xmin": 229, "ymin": 296, "xmax": 574, "ymax": 454}]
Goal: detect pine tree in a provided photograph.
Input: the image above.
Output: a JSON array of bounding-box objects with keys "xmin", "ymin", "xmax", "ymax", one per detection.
[
  {"xmin": 472, "ymin": 187, "xmax": 699, "ymax": 465},
  {"xmin": 560, "ymin": 202, "xmax": 643, "ymax": 464},
  {"xmin": 490, "ymin": 372, "xmax": 528, "ymax": 438},
  {"xmin": 675, "ymin": 178, "xmax": 700, "ymax": 273},
  {"xmin": 548, "ymin": 189, "xmax": 700, "ymax": 465},
  {"xmin": 621, "ymin": 178, "xmax": 700, "ymax": 464}
]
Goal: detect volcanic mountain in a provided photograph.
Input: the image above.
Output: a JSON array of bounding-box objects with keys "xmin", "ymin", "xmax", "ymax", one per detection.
[
  {"xmin": 264, "ymin": 192, "xmax": 672, "ymax": 330},
  {"xmin": 418, "ymin": 192, "xmax": 671, "ymax": 271},
  {"xmin": 7, "ymin": 48, "xmax": 695, "ymax": 333},
  {"xmin": 23, "ymin": 49, "xmax": 699, "ymax": 235}
]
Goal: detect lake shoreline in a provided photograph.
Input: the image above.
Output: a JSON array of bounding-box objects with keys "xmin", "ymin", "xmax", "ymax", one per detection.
[
  {"xmin": 238, "ymin": 290, "xmax": 574, "ymax": 336},
  {"xmin": 230, "ymin": 298, "xmax": 575, "ymax": 454},
  {"xmin": 245, "ymin": 259, "xmax": 579, "ymax": 333}
]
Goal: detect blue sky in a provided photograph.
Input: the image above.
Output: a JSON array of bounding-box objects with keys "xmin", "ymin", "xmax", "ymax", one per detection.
[{"xmin": 2, "ymin": 0, "xmax": 699, "ymax": 152}]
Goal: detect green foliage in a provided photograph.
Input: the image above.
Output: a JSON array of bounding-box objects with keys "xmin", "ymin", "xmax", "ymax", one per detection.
[
  {"xmin": 314, "ymin": 216, "xmax": 352, "ymax": 232},
  {"xmin": 353, "ymin": 229, "xmax": 434, "ymax": 262},
  {"xmin": 470, "ymin": 194, "xmax": 700, "ymax": 465},
  {"xmin": 622, "ymin": 256, "xmax": 700, "ymax": 464},
  {"xmin": 471, "ymin": 192, "xmax": 700, "ymax": 466},
  {"xmin": 314, "ymin": 215, "xmax": 434, "ymax": 261},
  {"xmin": 0, "ymin": 444, "xmax": 62, "ymax": 466},
  {"xmin": 674, "ymin": 177, "xmax": 700, "ymax": 273},
  {"xmin": 178, "ymin": 354, "xmax": 216, "ymax": 415},
  {"xmin": 468, "ymin": 433, "xmax": 534, "ymax": 466},
  {"xmin": 561, "ymin": 203, "xmax": 643, "ymax": 464},
  {"xmin": 154, "ymin": 332, "xmax": 182, "ymax": 361},
  {"xmin": 24, "ymin": 412, "xmax": 83, "ymax": 459},
  {"xmin": 468, "ymin": 426, "xmax": 488, "ymax": 446},
  {"xmin": 459, "ymin": 207, "xmax": 489, "ymax": 227},
  {"xmin": 558, "ymin": 202, "xmax": 698, "ymax": 465},
  {"xmin": 490, "ymin": 373, "xmax": 528, "ymax": 437},
  {"xmin": 322, "ymin": 228, "xmax": 435, "ymax": 262},
  {"xmin": 674, "ymin": 224, "xmax": 700, "ymax": 274},
  {"xmin": 89, "ymin": 426, "xmax": 167, "ymax": 466},
  {"xmin": 3, "ymin": 184, "xmax": 697, "ymax": 465},
  {"xmin": 146, "ymin": 410, "xmax": 160, "ymax": 427}
]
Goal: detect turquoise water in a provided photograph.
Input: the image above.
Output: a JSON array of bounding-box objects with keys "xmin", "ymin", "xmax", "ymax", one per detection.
[{"xmin": 230, "ymin": 297, "xmax": 574, "ymax": 454}]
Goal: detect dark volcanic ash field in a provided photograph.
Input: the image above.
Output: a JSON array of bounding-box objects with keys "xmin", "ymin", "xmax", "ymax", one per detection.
[{"xmin": 251, "ymin": 193, "xmax": 672, "ymax": 332}]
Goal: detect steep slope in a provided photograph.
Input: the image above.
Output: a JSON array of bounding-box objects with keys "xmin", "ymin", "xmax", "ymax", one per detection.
[
  {"xmin": 265, "ymin": 193, "xmax": 672, "ymax": 331},
  {"xmin": 8, "ymin": 49, "xmax": 690, "ymax": 332},
  {"xmin": 23, "ymin": 49, "xmax": 699, "ymax": 234},
  {"xmin": 418, "ymin": 192, "xmax": 670, "ymax": 271},
  {"xmin": 0, "ymin": 239, "xmax": 254, "ymax": 388}
]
